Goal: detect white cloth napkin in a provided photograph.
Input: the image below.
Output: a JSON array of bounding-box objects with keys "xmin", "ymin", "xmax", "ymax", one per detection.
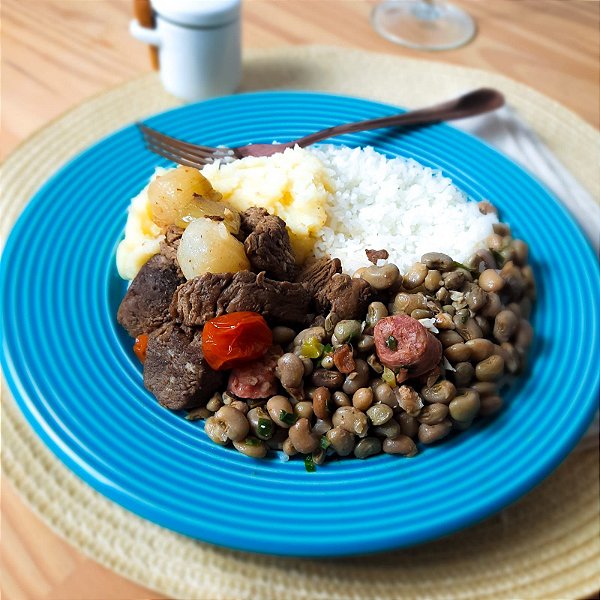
[
  {"xmin": 452, "ymin": 106, "xmax": 600, "ymax": 252},
  {"xmin": 453, "ymin": 106, "xmax": 599, "ymax": 445}
]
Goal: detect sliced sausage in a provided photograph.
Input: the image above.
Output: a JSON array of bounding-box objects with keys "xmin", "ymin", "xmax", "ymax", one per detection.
[
  {"xmin": 374, "ymin": 315, "xmax": 442, "ymax": 377},
  {"xmin": 227, "ymin": 346, "xmax": 282, "ymax": 399}
]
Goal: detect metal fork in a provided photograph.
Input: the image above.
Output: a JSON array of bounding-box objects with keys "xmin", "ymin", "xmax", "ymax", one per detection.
[{"xmin": 138, "ymin": 88, "xmax": 504, "ymax": 168}]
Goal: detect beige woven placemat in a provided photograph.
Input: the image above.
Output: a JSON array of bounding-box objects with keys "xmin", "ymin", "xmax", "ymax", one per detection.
[{"xmin": 2, "ymin": 46, "xmax": 599, "ymax": 600}]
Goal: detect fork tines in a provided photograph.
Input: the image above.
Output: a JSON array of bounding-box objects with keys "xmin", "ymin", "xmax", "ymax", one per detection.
[{"xmin": 137, "ymin": 123, "xmax": 234, "ymax": 168}]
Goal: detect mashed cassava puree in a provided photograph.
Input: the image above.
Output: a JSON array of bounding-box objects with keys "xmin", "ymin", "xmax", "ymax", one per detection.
[{"xmin": 117, "ymin": 145, "xmax": 535, "ymax": 469}]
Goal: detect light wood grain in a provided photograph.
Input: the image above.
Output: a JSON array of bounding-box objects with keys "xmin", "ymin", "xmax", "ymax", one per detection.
[{"xmin": 1, "ymin": 1, "xmax": 599, "ymax": 599}]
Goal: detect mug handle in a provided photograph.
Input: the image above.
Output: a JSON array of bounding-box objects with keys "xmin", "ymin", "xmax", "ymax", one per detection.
[{"xmin": 132, "ymin": 0, "xmax": 159, "ymax": 70}]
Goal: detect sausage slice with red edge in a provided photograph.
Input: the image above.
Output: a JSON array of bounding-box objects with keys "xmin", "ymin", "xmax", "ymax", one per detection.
[{"xmin": 374, "ymin": 315, "xmax": 442, "ymax": 377}]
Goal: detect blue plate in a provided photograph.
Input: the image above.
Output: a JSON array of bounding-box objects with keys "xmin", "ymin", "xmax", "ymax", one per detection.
[{"xmin": 2, "ymin": 92, "xmax": 598, "ymax": 557}]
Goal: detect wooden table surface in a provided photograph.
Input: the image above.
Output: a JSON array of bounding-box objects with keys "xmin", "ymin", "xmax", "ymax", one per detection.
[{"xmin": 1, "ymin": 1, "xmax": 598, "ymax": 598}]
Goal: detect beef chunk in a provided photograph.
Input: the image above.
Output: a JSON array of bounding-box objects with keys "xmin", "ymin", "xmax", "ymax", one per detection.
[
  {"xmin": 143, "ymin": 322, "xmax": 224, "ymax": 410},
  {"xmin": 117, "ymin": 254, "xmax": 185, "ymax": 337},
  {"xmin": 171, "ymin": 270, "xmax": 312, "ymax": 326},
  {"xmin": 365, "ymin": 248, "xmax": 389, "ymax": 264},
  {"xmin": 316, "ymin": 273, "xmax": 373, "ymax": 320},
  {"xmin": 240, "ymin": 207, "xmax": 297, "ymax": 280},
  {"xmin": 295, "ymin": 257, "xmax": 342, "ymax": 294},
  {"xmin": 159, "ymin": 225, "xmax": 184, "ymax": 267}
]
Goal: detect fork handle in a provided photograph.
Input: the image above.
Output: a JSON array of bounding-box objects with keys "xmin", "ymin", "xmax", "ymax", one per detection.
[{"xmin": 292, "ymin": 88, "xmax": 504, "ymax": 148}]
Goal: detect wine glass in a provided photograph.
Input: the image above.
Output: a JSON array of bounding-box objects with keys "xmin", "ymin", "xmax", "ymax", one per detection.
[{"xmin": 371, "ymin": 0, "xmax": 476, "ymax": 51}]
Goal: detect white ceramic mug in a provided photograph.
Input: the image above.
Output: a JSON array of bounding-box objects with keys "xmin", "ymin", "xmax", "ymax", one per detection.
[{"xmin": 130, "ymin": 0, "xmax": 241, "ymax": 101}]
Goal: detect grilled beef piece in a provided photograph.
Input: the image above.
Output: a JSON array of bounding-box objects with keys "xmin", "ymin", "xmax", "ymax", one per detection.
[
  {"xmin": 143, "ymin": 321, "xmax": 224, "ymax": 410},
  {"xmin": 317, "ymin": 273, "xmax": 374, "ymax": 320},
  {"xmin": 170, "ymin": 270, "xmax": 312, "ymax": 326},
  {"xmin": 295, "ymin": 257, "xmax": 342, "ymax": 293},
  {"xmin": 240, "ymin": 207, "xmax": 297, "ymax": 280},
  {"xmin": 159, "ymin": 225, "xmax": 184, "ymax": 274},
  {"xmin": 117, "ymin": 253, "xmax": 185, "ymax": 337}
]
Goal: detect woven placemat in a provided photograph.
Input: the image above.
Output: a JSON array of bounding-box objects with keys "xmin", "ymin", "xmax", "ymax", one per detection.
[{"xmin": 2, "ymin": 46, "xmax": 599, "ymax": 600}]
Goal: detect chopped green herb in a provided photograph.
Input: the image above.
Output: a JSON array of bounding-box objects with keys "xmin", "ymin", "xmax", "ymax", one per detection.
[
  {"xmin": 322, "ymin": 343, "xmax": 333, "ymax": 355},
  {"xmin": 279, "ymin": 410, "xmax": 297, "ymax": 426},
  {"xmin": 257, "ymin": 418, "xmax": 273, "ymax": 438},
  {"xmin": 385, "ymin": 335, "xmax": 398, "ymax": 351},
  {"xmin": 382, "ymin": 367, "xmax": 397, "ymax": 388},
  {"xmin": 244, "ymin": 437, "xmax": 261, "ymax": 446},
  {"xmin": 320, "ymin": 436, "xmax": 331, "ymax": 450},
  {"xmin": 453, "ymin": 260, "xmax": 476, "ymax": 273},
  {"xmin": 304, "ymin": 454, "xmax": 316, "ymax": 472},
  {"xmin": 491, "ymin": 249, "xmax": 506, "ymax": 268}
]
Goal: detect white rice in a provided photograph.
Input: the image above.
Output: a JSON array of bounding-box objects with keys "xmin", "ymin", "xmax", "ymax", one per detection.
[{"xmin": 310, "ymin": 145, "xmax": 498, "ymax": 274}]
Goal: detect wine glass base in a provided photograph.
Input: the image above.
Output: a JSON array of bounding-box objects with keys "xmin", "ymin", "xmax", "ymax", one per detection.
[{"xmin": 371, "ymin": 1, "xmax": 476, "ymax": 51}]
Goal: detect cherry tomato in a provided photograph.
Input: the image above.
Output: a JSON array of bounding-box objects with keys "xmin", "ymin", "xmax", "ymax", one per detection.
[
  {"xmin": 133, "ymin": 334, "xmax": 148, "ymax": 362},
  {"xmin": 201, "ymin": 311, "xmax": 273, "ymax": 370}
]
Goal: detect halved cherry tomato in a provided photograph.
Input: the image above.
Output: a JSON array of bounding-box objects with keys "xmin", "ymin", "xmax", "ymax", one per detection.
[
  {"xmin": 133, "ymin": 334, "xmax": 149, "ymax": 362},
  {"xmin": 201, "ymin": 311, "xmax": 273, "ymax": 371}
]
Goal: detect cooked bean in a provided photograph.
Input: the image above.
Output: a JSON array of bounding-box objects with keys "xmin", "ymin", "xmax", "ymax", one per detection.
[
  {"xmin": 272, "ymin": 326, "xmax": 296, "ymax": 345},
  {"xmin": 293, "ymin": 326, "xmax": 326, "ymax": 347},
  {"xmin": 511, "ymin": 239, "xmax": 529, "ymax": 266},
  {"xmin": 212, "ymin": 406, "xmax": 250, "ymax": 442},
  {"xmin": 312, "ymin": 447, "xmax": 326, "ymax": 465},
  {"xmin": 501, "ymin": 342, "xmax": 521, "ymax": 374},
  {"xmin": 312, "ymin": 368, "xmax": 344, "ymax": 389},
  {"xmin": 474, "ymin": 248, "xmax": 498, "ymax": 270},
  {"xmin": 233, "ymin": 437, "xmax": 268, "ymax": 458},
  {"xmin": 313, "ymin": 387, "xmax": 331, "ymax": 419},
  {"xmin": 493, "ymin": 222, "xmax": 511, "ymax": 236},
  {"xmin": 449, "ymin": 391, "xmax": 480, "ymax": 422},
  {"xmin": 324, "ymin": 311, "xmax": 340, "ymax": 336},
  {"xmin": 515, "ymin": 319, "xmax": 534, "ymax": 350},
  {"xmin": 397, "ymin": 412, "xmax": 419, "ymax": 438},
  {"xmin": 479, "ymin": 269, "xmax": 505, "ymax": 292},
  {"xmin": 366, "ymin": 404, "xmax": 393, "ymax": 426},
  {"xmin": 501, "ymin": 261, "xmax": 525, "ymax": 300},
  {"xmin": 277, "ymin": 353, "xmax": 305, "ymax": 388},
  {"xmin": 421, "ymin": 380, "xmax": 456, "ymax": 404},
  {"xmin": 404, "ymin": 262, "xmax": 428, "ymax": 289},
  {"xmin": 465, "ymin": 285, "xmax": 487, "ymax": 311},
  {"xmin": 443, "ymin": 270, "xmax": 466, "ymax": 290},
  {"xmin": 367, "ymin": 353, "xmax": 384, "ymax": 374},
  {"xmin": 288, "ymin": 418, "xmax": 320, "ymax": 454},
  {"xmin": 439, "ymin": 330, "xmax": 463, "ymax": 348},
  {"xmin": 373, "ymin": 417, "xmax": 402, "ymax": 439},
  {"xmin": 334, "ymin": 320, "xmax": 362, "ymax": 343},
  {"xmin": 352, "ymin": 387, "xmax": 374, "ymax": 411},
  {"xmin": 452, "ymin": 361, "xmax": 475, "ymax": 387},
  {"xmin": 395, "ymin": 385, "xmax": 423, "ymax": 416},
  {"xmin": 229, "ymin": 400, "xmax": 249, "ymax": 415},
  {"xmin": 507, "ymin": 302, "xmax": 522, "ymax": 319},
  {"xmin": 475, "ymin": 355, "xmax": 505, "ymax": 381},
  {"xmin": 221, "ymin": 391, "xmax": 236, "ymax": 405},
  {"xmin": 332, "ymin": 391, "xmax": 351, "ymax": 407},
  {"xmin": 424, "ymin": 269, "xmax": 442, "ymax": 292},
  {"xmin": 282, "ymin": 437, "xmax": 297, "ymax": 456},
  {"xmin": 359, "ymin": 264, "xmax": 399, "ymax": 290},
  {"xmin": 486, "ymin": 233, "xmax": 504, "ymax": 251},
  {"xmin": 206, "ymin": 394, "xmax": 223, "ymax": 413},
  {"xmin": 294, "ymin": 401, "xmax": 314, "ymax": 420},
  {"xmin": 320, "ymin": 354, "xmax": 335, "ymax": 369},
  {"xmin": 326, "ymin": 427, "xmax": 355, "ymax": 456},
  {"xmin": 445, "ymin": 342, "xmax": 471, "ymax": 363},
  {"xmin": 411, "ymin": 308, "xmax": 434, "ymax": 320},
  {"xmin": 422, "ymin": 252, "xmax": 454, "ymax": 271},
  {"xmin": 373, "ymin": 381, "xmax": 397, "ymax": 407},
  {"xmin": 519, "ymin": 298, "xmax": 532, "ymax": 319},
  {"xmin": 434, "ymin": 312, "xmax": 454, "ymax": 330},
  {"xmin": 481, "ymin": 292, "xmax": 502, "ymax": 318},
  {"xmin": 479, "ymin": 395, "xmax": 504, "ymax": 416},
  {"xmin": 354, "ymin": 437, "xmax": 382, "ymax": 459},
  {"xmin": 418, "ymin": 403, "xmax": 449, "ymax": 425},
  {"xmin": 454, "ymin": 308, "xmax": 470, "ymax": 324},
  {"xmin": 493, "ymin": 310, "xmax": 518, "ymax": 343},
  {"xmin": 187, "ymin": 407, "xmax": 211, "ymax": 420},
  {"xmin": 393, "ymin": 292, "xmax": 426, "ymax": 315},
  {"xmin": 342, "ymin": 359, "xmax": 370, "ymax": 395},
  {"xmin": 357, "ymin": 334, "xmax": 375, "ymax": 352},
  {"xmin": 266, "ymin": 395, "xmax": 294, "ymax": 428},
  {"xmin": 332, "ymin": 406, "xmax": 369, "ymax": 437},
  {"xmin": 383, "ymin": 435, "xmax": 418, "ymax": 456},
  {"xmin": 304, "ymin": 386, "xmax": 317, "ymax": 401},
  {"xmin": 418, "ymin": 420, "xmax": 452, "ymax": 444},
  {"xmin": 436, "ymin": 286, "xmax": 450, "ymax": 303},
  {"xmin": 464, "ymin": 338, "xmax": 494, "ymax": 362},
  {"xmin": 313, "ymin": 418, "xmax": 333, "ymax": 436},
  {"xmin": 366, "ymin": 301, "xmax": 388, "ymax": 328},
  {"xmin": 475, "ymin": 315, "xmax": 491, "ymax": 337},
  {"xmin": 423, "ymin": 366, "xmax": 442, "ymax": 389}
]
